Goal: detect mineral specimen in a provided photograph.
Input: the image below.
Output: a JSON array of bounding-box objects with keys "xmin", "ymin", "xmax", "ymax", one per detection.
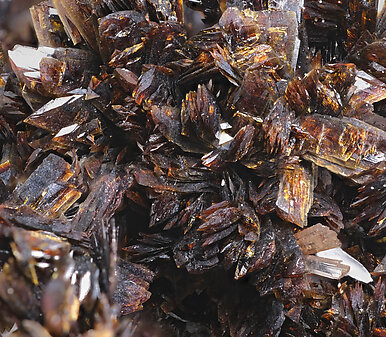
[{"xmin": 0, "ymin": 0, "xmax": 385, "ymax": 336}]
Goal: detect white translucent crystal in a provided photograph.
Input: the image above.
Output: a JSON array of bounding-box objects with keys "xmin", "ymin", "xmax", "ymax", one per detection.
[
  {"xmin": 79, "ymin": 271, "xmax": 91, "ymax": 302},
  {"xmin": 49, "ymin": 8, "xmax": 59, "ymax": 15},
  {"xmin": 316, "ymin": 247, "xmax": 372, "ymax": 283},
  {"xmin": 216, "ymin": 131, "xmax": 233, "ymax": 145},
  {"xmin": 31, "ymin": 250, "xmax": 46, "ymax": 259},
  {"xmin": 220, "ymin": 122, "xmax": 232, "ymax": 130},
  {"xmin": 305, "ymin": 255, "xmax": 349, "ymax": 280},
  {"xmin": 36, "ymin": 262, "xmax": 50, "ymax": 269},
  {"xmin": 378, "ymin": 0, "xmax": 385, "ymax": 16}
]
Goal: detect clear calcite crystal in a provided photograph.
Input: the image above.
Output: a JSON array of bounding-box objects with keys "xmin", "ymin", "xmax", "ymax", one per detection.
[
  {"xmin": 304, "ymin": 255, "xmax": 350, "ymax": 280},
  {"xmin": 316, "ymin": 248, "xmax": 373, "ymax": 283},
  {"xmin": 349, "ymin": 70, "xmax": 386, "ymax": 107},
  {"xmin": 294, "ymin": 223, "xmax": 341, "ymax": 255},
  {"xmin": 349, "ymin": 39, "xmax": 386, "ymax": 82}
]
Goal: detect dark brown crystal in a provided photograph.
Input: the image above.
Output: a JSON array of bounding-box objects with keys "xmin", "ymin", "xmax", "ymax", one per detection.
[{"xmin": 0, "ymin": 0, "xmax": 385, "ymax": 336}]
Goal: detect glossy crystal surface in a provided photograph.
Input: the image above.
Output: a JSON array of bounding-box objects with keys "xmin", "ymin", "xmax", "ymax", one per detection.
[{"xmin": 0, "ymin": 0, "xmax": 384, "ymax": 335}]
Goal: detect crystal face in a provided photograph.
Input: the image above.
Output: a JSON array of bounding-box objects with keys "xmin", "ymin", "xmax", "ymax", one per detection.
[{"xmin": 0, "ymin": 0, "xmax": 385, "ymax": 336}]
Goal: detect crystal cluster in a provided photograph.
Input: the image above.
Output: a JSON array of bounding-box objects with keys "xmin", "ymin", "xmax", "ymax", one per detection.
[{"xmin": 0, "ymin": 0, "xmax": 385, "ymax": 336}]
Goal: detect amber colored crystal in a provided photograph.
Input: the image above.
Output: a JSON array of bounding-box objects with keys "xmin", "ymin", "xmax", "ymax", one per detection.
[
  {"xmin": 52, "ymin": 0, "xmax": 98, "ymax": 50},
  {"xmin": 293, "ymin": 114, "xmax": 386, "ymax": 183},
  {"xmin": 276, "ymin": 158, "xmax": 314, "ymax": 227},
  {"xmin": 294, "ymin": 223, "xmax": 341, "ymax": 255},
  {"xmin": 0, "ymin": 0, "xmax": 385, "ymax": 335},
  {"xmin": 30, "ymin": 1, "xmax": 70, "ymax": 48},
  {"xmin": 99, "ymin": 11, "xmax": 154, "ymax": 61}
]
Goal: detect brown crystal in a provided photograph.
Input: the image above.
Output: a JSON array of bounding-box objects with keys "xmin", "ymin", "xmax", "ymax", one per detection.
[
  {"xmin": 276, "ymin": 158, "xmax": 314, "ymax": 228},
  {"xmin": 294, "ymin": 223, "xmax": 341, "ymax": 255},
  {"xmin": 0, "ymin": 0, "xmax": 384, "ymax": 336}
]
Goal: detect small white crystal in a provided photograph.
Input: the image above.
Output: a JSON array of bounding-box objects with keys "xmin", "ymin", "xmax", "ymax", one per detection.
[
  {"xmin": 49, "ymin": 8, "xmax": 59, "ymax": 16},
  {"xmin": 305, "ymin": 255, "xmax": 349, "ymax": 279},
  {"xmin": 79, "ymin": 271, "xmax": 91, "ymax": 302},
  {"xmin": 316, "ymin": 247, "xmax": 372, "ymax": 283},
  {"xmin": 31, "ymin": 250, "xmax": 46, "ymax": 259},
  {"xmin": 216, "ymin": 131, "xmax": 233, "ymax": 145},
  {"xmin": 220, "ymin": 122, "xmax": 232, "ymax": 130},
  {"xmin": 36, "ymin": 262, "xmax": 50, "ymax": 269}
]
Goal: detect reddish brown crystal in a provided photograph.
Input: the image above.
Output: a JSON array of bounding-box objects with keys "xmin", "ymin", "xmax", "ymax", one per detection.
[
  {"xmin": 276, "ymin": 158, "xmax": 314, "ymax": 228},
  {"xmin": 294, "ymin": 223, "xmax": 341, "ymax": 255},
  {"xmin": 0, "ymin": 0, "xmax": 385, "ymax": 335}
]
